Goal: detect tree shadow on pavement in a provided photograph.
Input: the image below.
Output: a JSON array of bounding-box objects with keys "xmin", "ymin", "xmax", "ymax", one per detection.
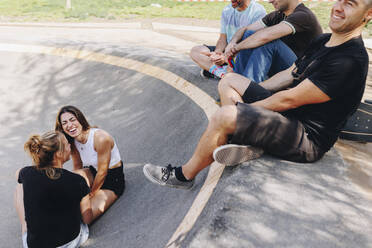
[
  {"xmin": 184, "ymin": 150, "xmax": 372, "ymax": 248},
  {"xmin": 0, "ymin": 45, "xmax": 211, "ymax": 247}
]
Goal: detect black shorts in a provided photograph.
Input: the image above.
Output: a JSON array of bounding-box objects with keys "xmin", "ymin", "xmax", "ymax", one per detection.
[
  {"xmin": 87, "ymin": 162, "xmax": 125, "ymax": 197},
  {"xmin": 231, "ymin": 83, "xmax": 325, "ymax": 163},
  {"xmin": 203, "ymin": 45, "xmax": 216, "ymax": 52}
]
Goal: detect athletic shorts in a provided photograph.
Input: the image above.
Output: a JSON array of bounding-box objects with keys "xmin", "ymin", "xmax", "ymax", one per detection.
[
  {"xmin": 203, "ymin": 45, "xmax": 216, "ymax": 52},
  {"xmin": 87, "ymin": 161, "xmax": 125, "ymax": 197},
  {"xmin": 231, "ymin": 82, "xmax": 325, "ymax": 163},
  {"xmin": 22, "ymin": 223, "xmax": 89, "ymax": 248}
]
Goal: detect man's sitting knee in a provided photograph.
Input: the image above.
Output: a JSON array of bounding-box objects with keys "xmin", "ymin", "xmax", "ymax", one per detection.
[
  {"xmin": 211, "ymin": 105, "xmax": 238, "ymax": 130},
  {"xmin": 218, "ymin": 75, "xmax": 230, "ymax": 94},
  {"xmin": 218, "ymin": 73, "xmax": 241, "ymax": 93},
  {"xmin": 219, "ymin": 72, "xmax": 236, "ymax": 86},
  {"xmin": 190, "ymin": 45, "xmax": 208, "ymax": 59},
  {"xmin": 190, "ymin": 45, "xmax": 199, "ymax": 55},
  {"xmin": 221, "ymin": 72, "xmax": 237, "ymax": 81}
]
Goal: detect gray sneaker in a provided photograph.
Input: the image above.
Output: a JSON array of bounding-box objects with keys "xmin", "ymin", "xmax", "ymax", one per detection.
[
  {"xmin": 213, "ymin": 144, "xmax": 263, "ymax": 166},
  {"xmin": 143, "ymin": 164, "xmax": 194, "ymax": 190}
]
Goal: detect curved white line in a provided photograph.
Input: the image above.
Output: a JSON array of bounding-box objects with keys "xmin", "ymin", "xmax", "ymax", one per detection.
[{"xmin": 0, "ymin": 43, "xmax": 225, "ymax": 248}]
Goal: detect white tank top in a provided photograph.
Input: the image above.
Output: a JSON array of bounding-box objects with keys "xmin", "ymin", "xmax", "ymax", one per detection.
[{"xmin": 74, "ymin": 128, "xmax": 121, "ymax": 168}]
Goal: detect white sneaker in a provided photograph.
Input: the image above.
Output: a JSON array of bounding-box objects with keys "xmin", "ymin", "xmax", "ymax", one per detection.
[{"xmin": 213, "ymin": 144, "xmax": 263, "ymax": 166}]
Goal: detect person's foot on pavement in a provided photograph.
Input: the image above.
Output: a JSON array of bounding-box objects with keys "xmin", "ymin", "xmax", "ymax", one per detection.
[{"xmin": 143, "ymin": 164, "xmax": 194, "ymax": 189}]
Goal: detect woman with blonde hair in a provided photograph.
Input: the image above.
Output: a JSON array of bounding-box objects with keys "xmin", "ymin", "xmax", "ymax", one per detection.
[
  {"xmin": 15, "ymin": 131, "xmax": 92, "ymax": 248},
  {"xmin": 55, "ymin": 105, "xmax": 125, "ymax": 220}
]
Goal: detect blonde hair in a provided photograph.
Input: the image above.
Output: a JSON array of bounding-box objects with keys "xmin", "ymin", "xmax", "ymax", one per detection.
[{"xmin": 24, "ymin": 131, "xmax": 64, "ymax": 179}]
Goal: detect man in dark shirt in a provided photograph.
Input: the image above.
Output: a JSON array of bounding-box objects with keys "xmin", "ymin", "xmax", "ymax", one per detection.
[
  {"xmin": 225, "ymin": 0, "xmax": 322, "ymax": 83},
  {"xmin": 143, "ymin": 0, "xmax": 372, "ymax": 189}
]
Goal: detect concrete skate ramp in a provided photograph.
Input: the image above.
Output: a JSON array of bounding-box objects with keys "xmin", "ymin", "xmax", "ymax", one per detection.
[{"xmin": 1, "ymin": 43, "xmax": 372, "ymax": 248}]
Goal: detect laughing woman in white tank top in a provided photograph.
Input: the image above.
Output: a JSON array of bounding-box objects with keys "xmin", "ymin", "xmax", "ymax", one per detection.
[{"xmin": 55, "ymin": 106, "xmax": 125, "ymax": 219}]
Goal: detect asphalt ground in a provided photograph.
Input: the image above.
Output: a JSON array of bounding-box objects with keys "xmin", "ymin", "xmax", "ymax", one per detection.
[
  {"xmin": 0, "ymin": 44, "xmax": 215, "ymax": 248},
  {"xmin": 0, "ymin": 22, "xmax": 371, "ymax": 248}
]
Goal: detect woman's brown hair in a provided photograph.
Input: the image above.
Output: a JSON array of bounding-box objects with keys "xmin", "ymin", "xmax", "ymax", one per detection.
[
  {"xmin": 24, "ymin": 131, "xmax": 64, "ymax": 179},
  {"xmin": 55, "ymin": 105, "xmax": 91, "ymax": 144}
]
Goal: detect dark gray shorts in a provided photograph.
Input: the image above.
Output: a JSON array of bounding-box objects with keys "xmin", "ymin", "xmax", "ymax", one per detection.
[{"xmin": 231, "ymin": 82, "xmax": 324, "ymax": 163}]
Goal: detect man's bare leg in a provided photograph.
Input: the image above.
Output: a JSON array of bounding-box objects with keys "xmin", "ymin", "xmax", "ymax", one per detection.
[
  {"xmin": 143, "ymin": 106, "xmax": 239, "ymax": 189},
  {"xmin": 181, "ymin": 105, "xmax": 238, "ymax": 179},
  {"xmin": 190, "ymin": 45, "xmax": 214, "ymax": 72},
  {"xmin": 218, "ymin": 73, "xmax": 252, "ymax": 106}
]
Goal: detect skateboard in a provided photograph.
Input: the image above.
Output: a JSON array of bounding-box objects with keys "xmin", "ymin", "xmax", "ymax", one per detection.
[{"xmin": 340, "ymin": 100, "xmax": 372, "ymax": 142}]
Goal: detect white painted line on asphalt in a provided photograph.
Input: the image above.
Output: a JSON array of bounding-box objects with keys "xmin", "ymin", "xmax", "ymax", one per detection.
[
  {"xmin": 166, "ymin": 161, "xmax": 224, "ymax": 248},
  {"xmin": 152, "ymin": 22, "xmax": 219, "ymax": 33},
  {"xmin": 0, "ymin": 43, "xmax": 225, "ymax": 248},
  {"xmin": 0, "ymin": 22, "xmax": 142, "ymax": 29}
]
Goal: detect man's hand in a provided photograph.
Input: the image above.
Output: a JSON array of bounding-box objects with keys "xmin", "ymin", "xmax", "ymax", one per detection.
[
  {"xmin": 201, "ymin": 51, "xmax": 225, "ymax": 66},
  {"xmin": 209, "ymin": 52, "xmax": 225, "ymax": 65},
  {"xmin": 224, "ymin": 42, "xmax": 240, "ymax": 59}
]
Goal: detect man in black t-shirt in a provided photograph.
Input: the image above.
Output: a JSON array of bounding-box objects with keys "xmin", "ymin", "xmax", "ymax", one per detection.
[
  {"xmin": 143, "ymin": 0, "xmax": 372, "ymax": 189},
  {"xmin": 224, "ymin": 0, "xmax": 322, "ymax": 83}
]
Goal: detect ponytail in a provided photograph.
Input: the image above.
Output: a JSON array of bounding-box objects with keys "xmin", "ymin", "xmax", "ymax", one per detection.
[
  {"xmin": 24, "ymin": 135, "xmax": 43, "ymax": 165},
  {"xmin": 24, "ymin": 131, "xmax": 63, "ymax": 179}
]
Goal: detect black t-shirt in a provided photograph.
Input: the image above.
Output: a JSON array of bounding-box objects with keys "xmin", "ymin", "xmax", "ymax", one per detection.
[
  {"xmin": 18, "ymin": 166, "xmax": 90, "ymax": 248},
  {"xmin": 284, "ymin": 34, "xmax": 368, "ymax": 152},
  {"xmin": 262, "ymin": 3, "xmax": 322, "ymax": 57}
]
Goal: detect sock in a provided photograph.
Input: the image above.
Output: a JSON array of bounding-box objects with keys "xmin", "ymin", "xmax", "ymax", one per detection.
[
  {"xmin": 209, "ymin": 64, "xmax": 227, "ymax": 78},
  {"xmin": 175, "ymin": 167, "xmax": 191, "ymax": 182}
]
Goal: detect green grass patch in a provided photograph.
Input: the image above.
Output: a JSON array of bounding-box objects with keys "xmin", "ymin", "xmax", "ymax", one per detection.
[{"xmin": 0, "ymin": 0, "xmax": 370, "ymax": 36}]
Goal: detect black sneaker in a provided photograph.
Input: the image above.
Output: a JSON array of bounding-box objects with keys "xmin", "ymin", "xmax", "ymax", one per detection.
[
  {"xmin": 143, "ymin": 164, "xmax": 194, "ymax": 189},
  {"xmin": 200, "ymin": 69, "xmax": 215, "ymax": 79},
  {"xmin": 213, "ymin": 144, "xmax": 263, "ymax": 166}
]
